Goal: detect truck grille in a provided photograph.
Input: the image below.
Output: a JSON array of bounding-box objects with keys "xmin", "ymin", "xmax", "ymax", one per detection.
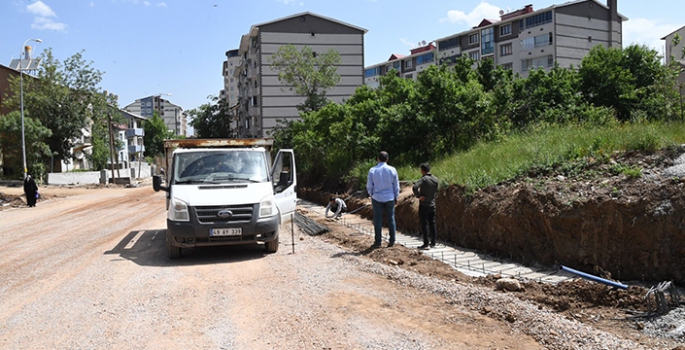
[{"xmin": 194, "ymin": 204, "xmax": 254, "ymax": 224}]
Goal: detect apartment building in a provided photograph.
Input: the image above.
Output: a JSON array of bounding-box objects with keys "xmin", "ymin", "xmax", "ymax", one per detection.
[
  {"xmin": 124, "ymin": 95, "xmax": 186, "ymax": 136},
  {"xmin": 662, "ymin": 25, "xmax": 685, "ymax": 94},
  {"xmin": 365, "ymin": 0, "xmax": 625, "ymax": 84},
  {"xmin": 220, "ymin": 49, "xmax": 241, "ymax": 107},
  {"xmin": 365, "ymin": 45, "xmax": 436, "ymax": 88},
  {"xmin": 233, "ymin": 12, "xmax": 367, "ymax": 138}
]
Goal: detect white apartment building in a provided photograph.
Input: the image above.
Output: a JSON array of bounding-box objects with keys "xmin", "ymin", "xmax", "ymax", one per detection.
[
  {"xmin": 662, "ymin": 25, "xmax": 685, "ymax": 94},
  {"xmin": 124, "ymin": 95, "xmax": 186, "ymax": 136},
  {"xmin": 365, "ymin": 0, "xmax": 626, "ymax": 84},
  {"xmin": 233, "ymin": 12, "xmax": 367, "ymax": 138},
  {"xmin": 220, "ymin": 49, "xmax": 241, "ymax": 108}
]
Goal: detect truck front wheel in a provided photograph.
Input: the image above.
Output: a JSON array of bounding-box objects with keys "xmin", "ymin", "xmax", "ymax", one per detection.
[
  {"xmin": 167, "ymin": 234, "xmax": 182, "ymax": 259},
  {"xmin": 265, "ymin": 235, "xmax": 279, "ymax": 253}
]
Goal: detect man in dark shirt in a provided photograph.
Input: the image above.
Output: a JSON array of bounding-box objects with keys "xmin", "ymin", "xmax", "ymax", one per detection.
[{"xmin": 412, "ymin": 163, "xmax": 439, "ymax": 249}]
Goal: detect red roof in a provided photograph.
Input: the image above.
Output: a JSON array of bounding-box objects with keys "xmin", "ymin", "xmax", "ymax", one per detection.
[{"xmin": 388, "ymin": 53, "xmax": 405, "ymax": 61}]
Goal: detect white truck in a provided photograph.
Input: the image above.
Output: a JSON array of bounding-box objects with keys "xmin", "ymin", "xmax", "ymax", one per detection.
[{"xmin": 152, "ymin": 138, "xmax": 296, "ymax": 259}]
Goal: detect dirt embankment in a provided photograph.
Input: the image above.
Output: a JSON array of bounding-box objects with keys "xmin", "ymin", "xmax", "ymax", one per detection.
[{"xmin": 300, "ymin": 149, "xmax": 685, "ymax": 283}]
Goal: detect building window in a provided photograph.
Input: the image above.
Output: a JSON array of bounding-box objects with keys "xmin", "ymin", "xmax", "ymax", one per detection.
[
  {"xmin": 501, "ymin": 63, "xmax": 513, "ymax": 70},
  {"xmin": 500, "ymin": 24, "xmax": 512, "ymax": 36},
  {"xmin": 416, "ymin": 52, "xmax": 434, "ymax": 65},
  {"xmin": 365, "ymin": 67, "xmax": 380, "ymax": 77},
  {"xmin": 230, "ymin": 78, "xmax": 234, "ymax": 83},
  {"xmin": 500, "ymin": 43, "xmax": 513, "ymax": 56},
  {"xmin": 230, "ymin": 69, "xmax": 233, "ymax": 74},
  {"xmin": 229, "ymin": 61, "xmax": 233, "ymax": 66},
  {"xmin": 520, "ymin": 11, "xmax": 553, "ymax": 30},
  {"xmin": 521, "ymin": 33, "xmax": 553, "ymax": 50},
  {"xmin": 481, "ymin": 27, "xmax": 494, "ymax": 55},
  {"xmin": 254, "ymin": 80, "xmax": 258, "ymax": 88},
  {"xmin": 230, "ymin": 87, "xmax": 234, "ymax": 91},
  {"xmin": 521, "ymin": 54, "xmax": 554, "ymax": 71},
  {"xmin": 252, "ymin": 96, "xmax": 258, "ymax": 106},
  {"xmin": 310, "ymin": 32, "xmax": 315, "ymax": 37},
  {"xmin": 405, "ymin": 74, "xmax": 413, "ymax": 80},
  {"xmin": 468, "ymin": 32, "xmax": 479, "ymax": 44},
  {"xmin": 405, "ymin": 60, "xmax": 413, "ymax": 68},
  {"xmin": 469, "ymin": 51, "xmax": 480, "ymax": 61},
  {"xmin": 438, "ymin": 37, "xmax": 459, "ymax": 51}
]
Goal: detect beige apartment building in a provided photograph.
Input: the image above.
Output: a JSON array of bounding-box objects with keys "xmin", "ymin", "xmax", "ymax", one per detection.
[
  {"xmin": 233, "ymin": 12, "xmax": 367, "ymax": 138},
  {"xmin": 365, "ymin": 0, "xmax": 625, "ymax": 86}
]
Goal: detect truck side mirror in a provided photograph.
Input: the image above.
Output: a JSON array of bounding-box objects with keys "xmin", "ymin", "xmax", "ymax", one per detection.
[{"xmin": 153, "ymin": 175, "xmax": 168, "ymax": 192}]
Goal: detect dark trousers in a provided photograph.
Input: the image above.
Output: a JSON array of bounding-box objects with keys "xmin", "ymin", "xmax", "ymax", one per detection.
[
  {"xmin": 372, "ymin": 199, "xmax": 396, "ymax": 245},
  {"xmin": 419, "ymin": 205, "xmax": 437, "ymax": 245}
]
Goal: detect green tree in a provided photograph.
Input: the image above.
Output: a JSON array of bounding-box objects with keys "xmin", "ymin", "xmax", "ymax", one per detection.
[
  {"xmin": 144, "ymin": 111, "xmax": 172, "ymax": 157},
  {"xmin": 187, "ymin": 96, "xmax": 235, "ymax": 138},
  {"xmin": 5, "ymin": 49, "xmax": 107, "ymax": 163},
  {"xmin": 0, "ymin": 111, "xmax": 52, "ymax": 179},
  {"xmin": 579, "ymin": 44, "xmax": 674, "ymax": 121},
  {"xmin": 268, "ymin": 44, "xmax": 342, "ymax": 113}
]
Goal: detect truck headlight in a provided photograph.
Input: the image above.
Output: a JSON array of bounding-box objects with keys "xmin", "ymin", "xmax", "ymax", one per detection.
[
  {"xmin": 171, "ymin": 197, "xmax": 190, "ymax": 222},
  {"xmin": 259, "ymin": 195, "xmax": 274, "ymax": 218}
]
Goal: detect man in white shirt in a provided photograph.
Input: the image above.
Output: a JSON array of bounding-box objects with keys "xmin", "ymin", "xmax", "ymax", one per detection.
[{"xmin": 325, "ymin": 196, "xmax": 347, "ymax": 219}]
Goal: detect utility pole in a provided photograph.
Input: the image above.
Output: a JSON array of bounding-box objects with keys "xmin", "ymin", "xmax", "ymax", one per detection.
[{"xmin": 108, "ymin": 110, "xmax": 116, "ymax": 183}]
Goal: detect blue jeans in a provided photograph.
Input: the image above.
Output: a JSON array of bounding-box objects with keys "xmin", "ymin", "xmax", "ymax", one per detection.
[{"xmin": 372, "ymin": 199, "xmax": 396, "ymax": 245}]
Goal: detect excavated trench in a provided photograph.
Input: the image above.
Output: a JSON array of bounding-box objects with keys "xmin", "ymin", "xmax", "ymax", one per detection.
[{"xmin": 299, "ymin": 151, "xmax": 685, "ymax": 284}]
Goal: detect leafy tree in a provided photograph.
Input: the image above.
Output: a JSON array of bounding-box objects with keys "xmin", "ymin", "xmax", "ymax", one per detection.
[
  {"xmin": 268, "ymin": 44, "xmax": 342, "ymax": 113},
  {"xmin": 144, "ymin": 111, "xmax": 172, "ymax": 157},
  {"xmin": 579, "ymin": 44, "xmax": 674, "ymax": 121},
  {"xmin": 5, "ymin": 49, "xmax": 106, "ymax": 164},
  {"xmin": 187, "ymin": 95, "xmax": 235, "ymax": 138},
  {"xmin": 0, "ymin": 111, "xmax": 52, "ymax": 179}
]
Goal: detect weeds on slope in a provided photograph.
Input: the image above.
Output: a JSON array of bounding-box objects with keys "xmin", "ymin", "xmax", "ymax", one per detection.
[{"xmin": 395, "ymin": 121, "xmax": 685, "ymax": 193}]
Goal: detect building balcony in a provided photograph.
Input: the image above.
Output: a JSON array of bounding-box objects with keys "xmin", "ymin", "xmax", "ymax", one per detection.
[
  {"xmin": 125, "ymin": 128, "xmax": 144, "ymax": 138},
  {"xmin": 128, "ymin": 145, "xmax": 145, "ymax": 154}
]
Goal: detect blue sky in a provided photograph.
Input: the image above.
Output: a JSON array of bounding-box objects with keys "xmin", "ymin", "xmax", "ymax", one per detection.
[{"xmin": 1, "ymin": 0, "xmax": 684, "ymax": 129}]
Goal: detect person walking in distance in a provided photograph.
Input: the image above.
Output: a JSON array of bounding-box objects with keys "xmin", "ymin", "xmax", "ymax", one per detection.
[
  {"xmin": 23, "ymin": 174, "xmax": 38, "ymax": 208},
  {"xmin": 412, "ymin": 163, "xmax": 439, "ymax": 249},
  {"xmin": 367, "ymin": 151, "xmax": 400, "ymax": 248}
]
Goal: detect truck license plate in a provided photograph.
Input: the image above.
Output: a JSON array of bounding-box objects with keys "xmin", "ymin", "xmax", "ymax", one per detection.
[{"xmin": 211, "ymin": 228, "xmax": 242, "ymax": 236}]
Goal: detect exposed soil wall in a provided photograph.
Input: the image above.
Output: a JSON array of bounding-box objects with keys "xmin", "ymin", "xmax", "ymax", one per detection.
[{"xmin": 299, "ymin": 151, "xmax": 685, "ymax": 283}]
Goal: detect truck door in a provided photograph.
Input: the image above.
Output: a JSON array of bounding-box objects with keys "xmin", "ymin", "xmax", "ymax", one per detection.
[{"xmin": 270, "ymin": 149, "xmax": 297, "ymax": 224}]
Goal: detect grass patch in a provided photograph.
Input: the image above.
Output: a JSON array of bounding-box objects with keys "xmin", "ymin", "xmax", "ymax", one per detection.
[{"xmin": 395, "ymin": 121, "xmax": 685, "ymax": 192}]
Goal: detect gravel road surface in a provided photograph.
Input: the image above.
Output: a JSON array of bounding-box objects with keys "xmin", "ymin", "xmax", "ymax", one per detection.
[{"xmin": 0, "ymin": 186, "xmax": 665, "ymax": 349}]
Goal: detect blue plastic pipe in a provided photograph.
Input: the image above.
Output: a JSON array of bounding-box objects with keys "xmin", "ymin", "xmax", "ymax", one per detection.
[{"xmin": 559, "ymin": 265, "xmax": 628, "ymax": 290}]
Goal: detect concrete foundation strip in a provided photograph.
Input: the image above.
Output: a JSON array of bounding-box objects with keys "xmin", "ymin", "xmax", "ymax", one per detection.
[{"xmin": 299, "ymin": 199, "xmax": 574, "ymax": 284}]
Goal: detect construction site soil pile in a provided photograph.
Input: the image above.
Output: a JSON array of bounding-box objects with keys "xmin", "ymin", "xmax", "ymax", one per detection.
[
  {"xmin": 300, "ymin": 148, "xmax": 685, "ymax": 284},
  {"xmin": 301, "ymin": 207, "xmax": 685, "ymax": 348}
]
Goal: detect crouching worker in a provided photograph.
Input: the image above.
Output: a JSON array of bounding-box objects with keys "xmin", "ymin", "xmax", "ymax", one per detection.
[{"xmin": 325, "ymin": 196, "xmax": 347, "ymax": 219}]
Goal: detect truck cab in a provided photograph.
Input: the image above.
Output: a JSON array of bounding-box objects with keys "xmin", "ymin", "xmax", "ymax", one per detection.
[{"xmin": 152, "ymin": 138, "xmax": 296, "ymax": 258}]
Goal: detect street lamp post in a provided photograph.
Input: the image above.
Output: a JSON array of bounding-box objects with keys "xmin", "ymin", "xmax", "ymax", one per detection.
[{"xmin": 19, "ymin": 38, "xmax": 42, "ymax": 180}]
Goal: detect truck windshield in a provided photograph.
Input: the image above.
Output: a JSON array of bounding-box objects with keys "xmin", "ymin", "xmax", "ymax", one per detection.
[{"xmin": 173, "ymin": 151, "xmax": 268, "ymax": 184}]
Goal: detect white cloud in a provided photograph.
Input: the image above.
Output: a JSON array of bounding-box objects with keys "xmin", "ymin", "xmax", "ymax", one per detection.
[
  {"xmin": 26, "ymin": 1, "xmax": 67, "ymax": 32},
  {"xmin": 143, "ymin": 1, "xmax": 151, "ymax": 6},
  {"xmin": 90, "ymin": 2, "xmax": 95, "ymax": 7},
  {"xmin": 623, "ymin": 17, "xmax": 680, "ymax": 55},
  {"xmin": 156, "ymin": 2, "xmax": 167, "ymax": 7},
  {"xmin": 276, "ymin": 0, "xmax": 296, "ymax": 4},
  {"xmin": 442, "ymin": 2, "xmax": 502, "ymax": 27},
  {"xmin": 32, "ymin": 17, "xmax": 68, "ymax": 31},
  {"xmin": 27, "ymin": 1, "xmax": 56, "ymax": 17}
]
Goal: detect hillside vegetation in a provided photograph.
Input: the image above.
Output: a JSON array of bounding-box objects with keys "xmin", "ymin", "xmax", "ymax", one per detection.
[{"xmin": 272, "ymin": 44, "xmax": 685, "ymax": 192}]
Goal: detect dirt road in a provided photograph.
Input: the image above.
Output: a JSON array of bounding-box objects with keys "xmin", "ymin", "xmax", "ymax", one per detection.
[{"xmin": 0, "ymin": 186, "xmax": 550, "ymax": 349}]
